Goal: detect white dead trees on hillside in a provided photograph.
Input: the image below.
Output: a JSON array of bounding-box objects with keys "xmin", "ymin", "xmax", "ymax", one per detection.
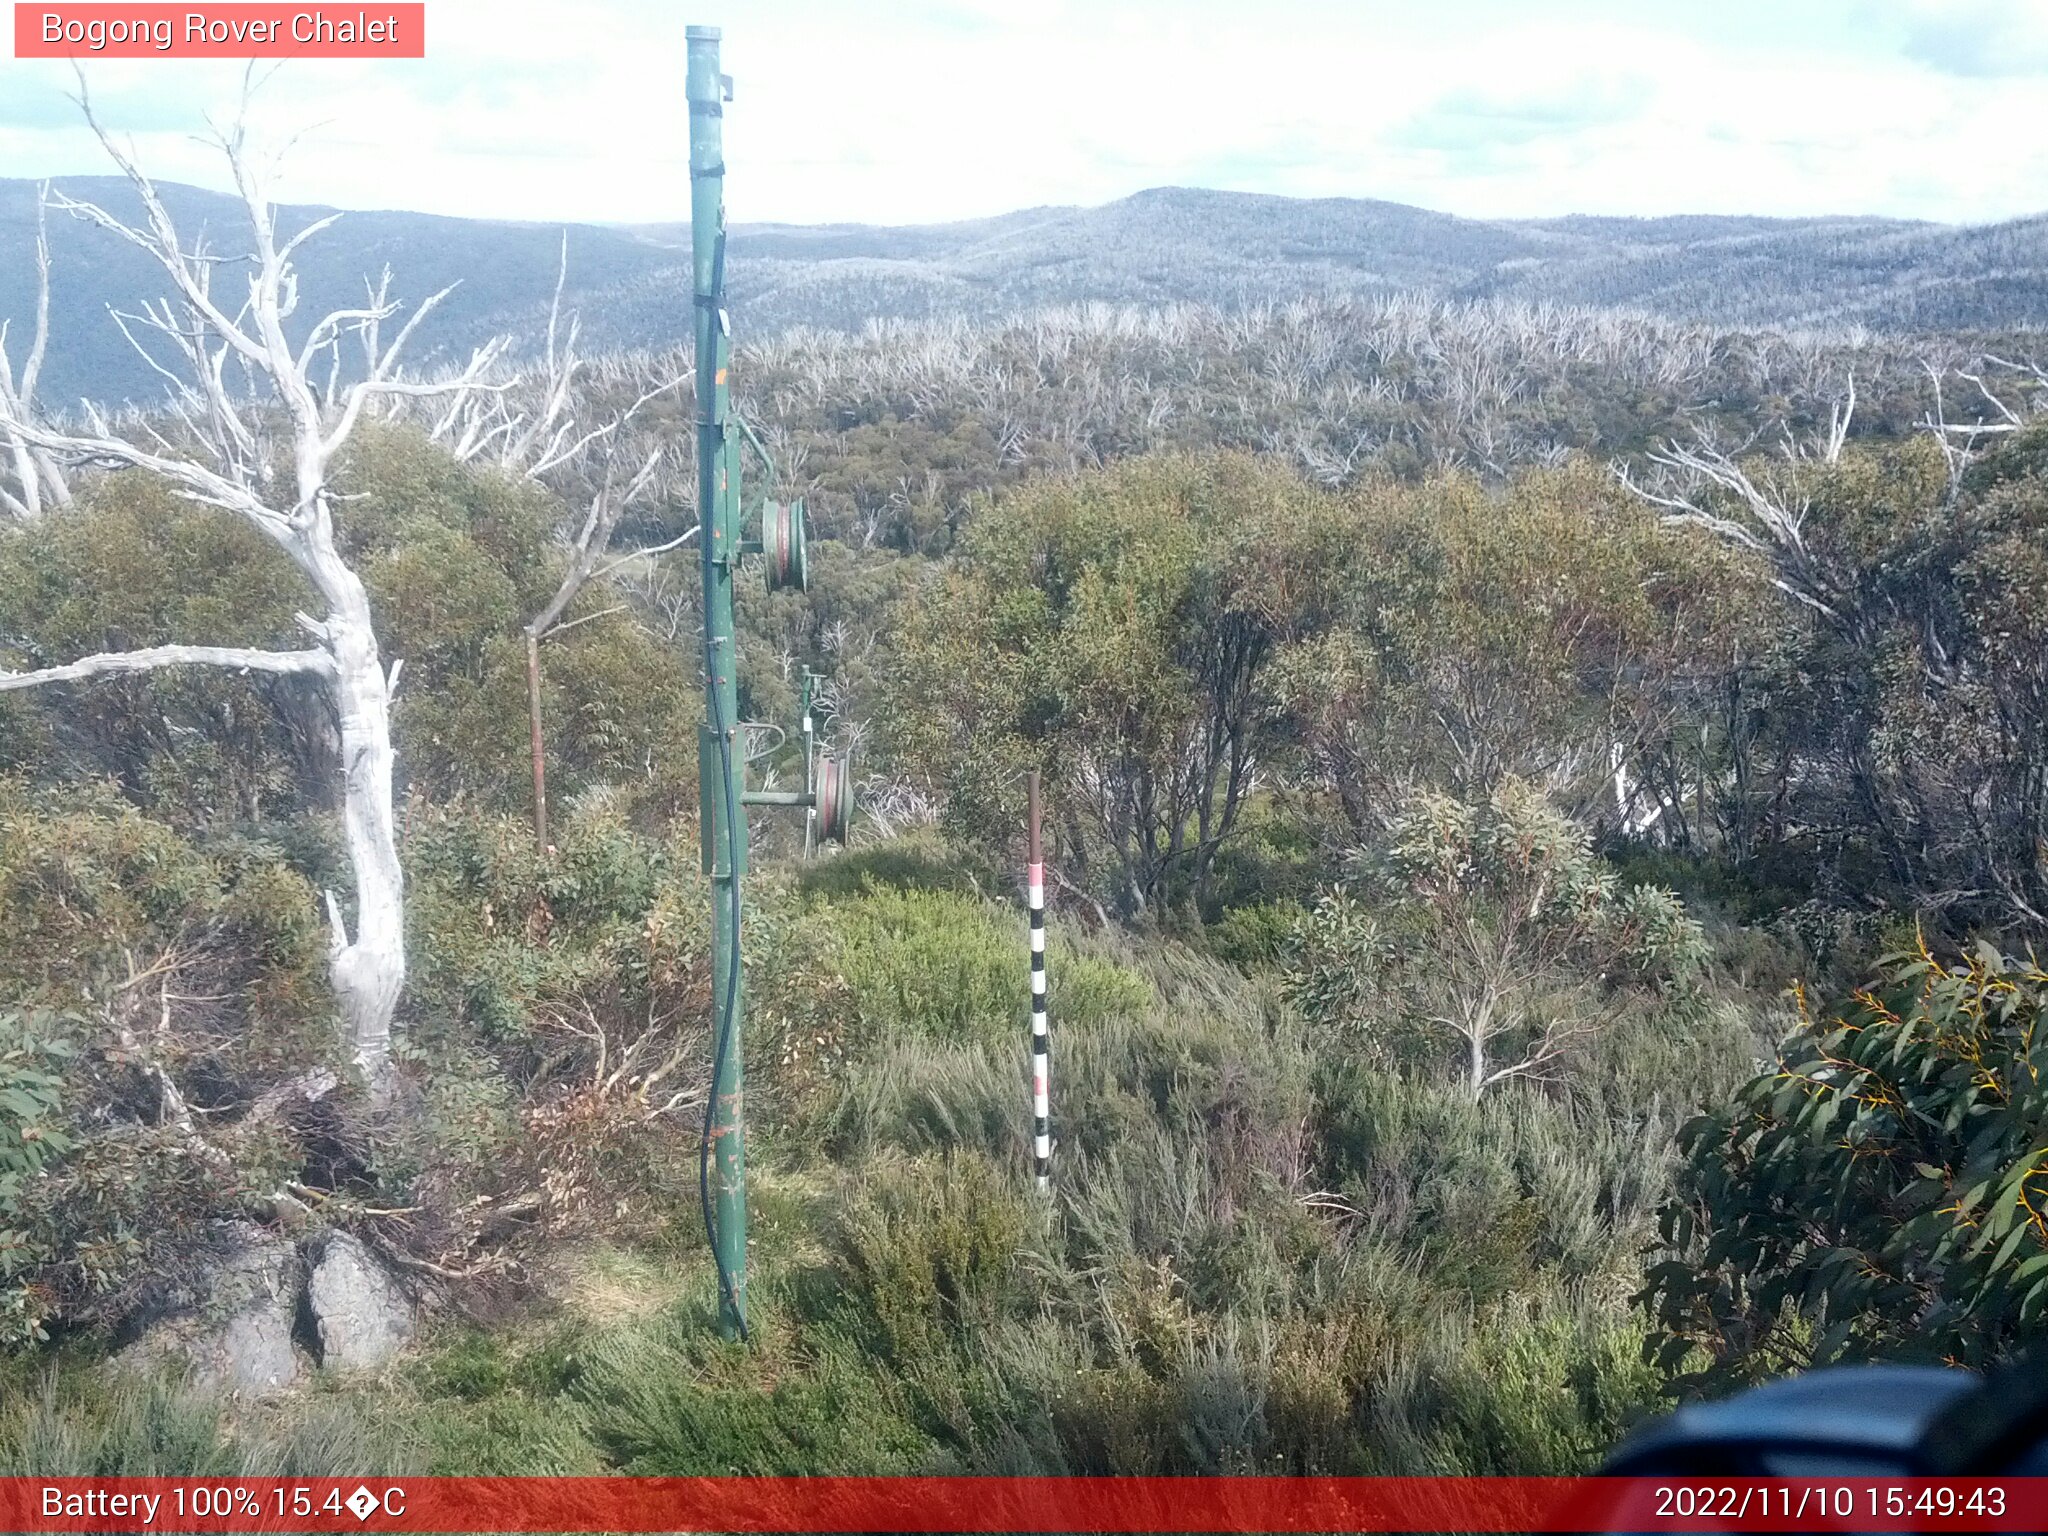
[
  {"xmin": 0, "ymin": 104, "xmax": 500, "ymax": 1101},
  {"xmin": 0, "ymin": 188, "xmax": 74, "ymax": 521}
]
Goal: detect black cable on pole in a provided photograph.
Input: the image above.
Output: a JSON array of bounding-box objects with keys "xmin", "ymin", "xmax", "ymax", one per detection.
[{"xmin": 698, "ymin": 668, "xmax": 749, "ymax": 1343}]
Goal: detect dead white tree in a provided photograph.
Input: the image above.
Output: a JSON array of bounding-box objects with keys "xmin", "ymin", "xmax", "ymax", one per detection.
[
  {"xmin": 426, "ymin": 235, "xmax": 597, "ymax": 475},
  {"xmin": 0, "ymin": 97, "xmax": 504, "ymax": 1101},
  {"xmin": 1921, "ymin": 353, "xmax": 2048, "ymax": 494},
  {"xmin": 416, "ymin": 235, "xmax": 693, "ymax": 849},
  {"xmin": 0, "ymin": 184, "xmax": 74, "ymax": 520},
  {"xmin": 521, "ymin": 414, "xmax": 688, "ymax": 849},
  {"xmin": 1614, "ymin": 377, "xmax": 1860, "ymax": 629}
]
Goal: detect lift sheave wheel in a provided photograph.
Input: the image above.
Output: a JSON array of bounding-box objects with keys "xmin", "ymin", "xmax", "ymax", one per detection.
[
  {"xmin": 814, "ymin": 750, "xmax": 853, "ymax": 846},
  {"xmin": 761, "ymin": 498, "xmax": 809, "ymax": 593}
]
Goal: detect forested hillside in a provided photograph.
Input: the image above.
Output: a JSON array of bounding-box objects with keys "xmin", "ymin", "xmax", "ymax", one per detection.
[
  {"xmin": 3, "ymin": 147, "xmax": 2048, "ymax": 1479},
  {"xmin": 6, "ymin": 175, "xmax": 2048, "ymax": 406}
]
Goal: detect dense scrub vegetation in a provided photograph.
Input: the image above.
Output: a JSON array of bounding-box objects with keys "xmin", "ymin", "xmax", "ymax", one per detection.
[{"xmin": 2, "ymin": 295, "xmax": 2046, "ymax": 1475}]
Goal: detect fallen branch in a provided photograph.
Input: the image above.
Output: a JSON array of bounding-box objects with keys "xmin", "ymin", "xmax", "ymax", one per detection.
[{"xmin": 0, "ymin": 643, "xmax": 335, "ymax": 691}]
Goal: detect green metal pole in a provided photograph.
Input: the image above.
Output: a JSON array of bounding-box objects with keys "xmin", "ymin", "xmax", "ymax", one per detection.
[{"xmin": 688, "ymin": 23, "xmax": 748, "ymax": 1342}]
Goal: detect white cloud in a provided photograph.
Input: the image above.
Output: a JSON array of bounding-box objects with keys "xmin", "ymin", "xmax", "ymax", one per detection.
[
  {"xmin": 1895, "ymin": 0, "xmax": 2048, "ymax": 77},
  {"xmin": 0, "ymin": 0, "xmax": 2043, "ymax": 225}
]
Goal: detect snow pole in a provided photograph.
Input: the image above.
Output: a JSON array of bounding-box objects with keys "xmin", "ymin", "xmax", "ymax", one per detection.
[{"xmin": 1028, "ymin": 770, "xmax": 1051, "ymax": 1190}]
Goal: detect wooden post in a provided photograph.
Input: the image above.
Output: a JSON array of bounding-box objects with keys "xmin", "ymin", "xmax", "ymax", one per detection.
[{"xmin": 1027, "ymin": 769, "xmax": 1051, "ymax": 1190}]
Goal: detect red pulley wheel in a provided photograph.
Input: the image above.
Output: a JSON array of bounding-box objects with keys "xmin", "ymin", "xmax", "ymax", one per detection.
[
  {"xmin": 814, "ymin": 751, "xmax": 853, "ymax": 846},
  {"xmin": 762, "ymin": 498, "xmax": 809, "ymax": 593}
]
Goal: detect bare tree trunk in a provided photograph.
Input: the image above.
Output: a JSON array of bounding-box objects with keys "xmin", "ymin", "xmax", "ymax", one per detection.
[
  {"xmin": 0, "ymin": 185, "xmax": 71, "ymax": 522},
  {"xmin": 323, "ymin": 571, "xmax": 404, "ymax": 1099},
  {"xmin": 526, "ymin": 630, "xmax": 549, "ymax": 852},
  {"xmin": 4, "ymin": 437, "xmax": 41, "ymax": 521}
]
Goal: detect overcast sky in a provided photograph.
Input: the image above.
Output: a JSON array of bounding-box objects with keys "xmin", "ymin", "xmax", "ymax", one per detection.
[{"xmin": 2, "ymin": 0, "xmax": 2044, "ymax": 227}]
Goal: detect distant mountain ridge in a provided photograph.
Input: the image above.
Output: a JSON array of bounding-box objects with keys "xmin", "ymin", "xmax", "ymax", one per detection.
[{"xmin": 2, "ymin": 177, "xmax": 2043, "ymax": 407}]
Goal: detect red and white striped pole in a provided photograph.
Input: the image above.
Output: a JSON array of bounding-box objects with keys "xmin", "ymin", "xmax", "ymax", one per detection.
[{"xmin": 1027, "ymin": 769, "xmax": 1051, "ymax": 1191}]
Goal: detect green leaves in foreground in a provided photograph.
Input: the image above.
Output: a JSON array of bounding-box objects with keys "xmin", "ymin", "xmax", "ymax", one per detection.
[
  {"xmin": 1641, "ymin": 942, "xmax": 2048, "ymax": 1392},
  {"xmin": 0, "ymin": 1009, "xmax": 76, "ymax": 1347}
]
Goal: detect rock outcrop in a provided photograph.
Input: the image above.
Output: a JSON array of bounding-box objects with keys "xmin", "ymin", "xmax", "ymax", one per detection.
[
  {"xmin": 122, "ymin": 1221, "xmax": 307, "ymax": 1395},
  {"xmin": 306, "ymin": 1232, "xmax": 414, "ymax": 1370}
]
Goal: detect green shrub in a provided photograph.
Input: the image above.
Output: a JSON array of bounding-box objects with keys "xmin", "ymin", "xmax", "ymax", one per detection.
[
  {"xmin": 405, "ymin": 799, "xmax": 709, "ymax": 1054},
  {"xmin": 1367, "ymin": 1302, "xmax": 1663, "ymax": 1475},
  {"xmin": 0, "ymin": 1012, "xmax": 75, "ymax": 1345},
  {"xmin": 566, "ymin": 1272, "xmax": 943, "ymax": 1477},
  {"xmin": 794, "ymin": 832, "xmax": 996, "ymax": 902},
  {"xmin": 400, "ymin": 800, "xmax": 716, "ymax": 1234},
  {"xmin": 1196, "ymin": 799, "xmax": 1328, "ymax": 922},
  {"xmin": 1285, "ymin": 779, "xmax": 1706, "ymax": 1100},
  {"xmin": 823, "ymin": 1152, "xmax": 1036, "ymax": 1366},
  {"xmin": 815, "ymin": 884, "xmax": 1142, "ymax": 1043},
  {"xmin": 0, "ymin": 429, "xmax": 696, "ymax": 826},
  {"xmin": 1642, "ymin": 942, "xmax": 2048, "ymax": 1393},
  {"xmin": 816, "ymin": 1036, "xmax": 1020, "ymax": 1160},
  {"xmin": 0, "ymin": 477, "xmax": 308, "ymax": 822},
  {"xmin": 0, "ymin": 1374, "xmax": 244, "ymax": 1476},
  {"xmin": 1313, "ymin": 1059, "xmax": 1674, "ymax": 1294},
  {"xmin": 0, "ymin": 783, "xmax": 338, "ymax": 1346},
  {"xmin": 579, "ymin": 1331, "xmax": 937, "ymax": 1475},
  {"xmin": 1201, "ymin": 900, "xmax": 1307, "ymax": 972},
  {"xmin": 829, "ymin": 886, "xmax": 1024, "ymax": 1044}
]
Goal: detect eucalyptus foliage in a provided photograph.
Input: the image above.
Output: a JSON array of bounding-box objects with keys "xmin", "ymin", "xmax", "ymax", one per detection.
[
  {"xmin": 1642, "ymin": 943, "xmax": 2048, "ymax": 1392},
  {"xmin": 1286, "ymin": 778, "xmax": 1706, "ymax": 1100},
  {"xmin": 0, "ymin": 1010, "xmax": 73, "ymax": 1344}
]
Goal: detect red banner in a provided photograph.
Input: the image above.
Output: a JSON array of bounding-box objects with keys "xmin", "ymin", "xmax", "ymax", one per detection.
[
  {"xmin": 0, "ymin": 1476, "xmax": 2042, "ymax": 1533},
  {"xmin": 13, "ymin": 4, "xmax": 425, "ymax": 58}
]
